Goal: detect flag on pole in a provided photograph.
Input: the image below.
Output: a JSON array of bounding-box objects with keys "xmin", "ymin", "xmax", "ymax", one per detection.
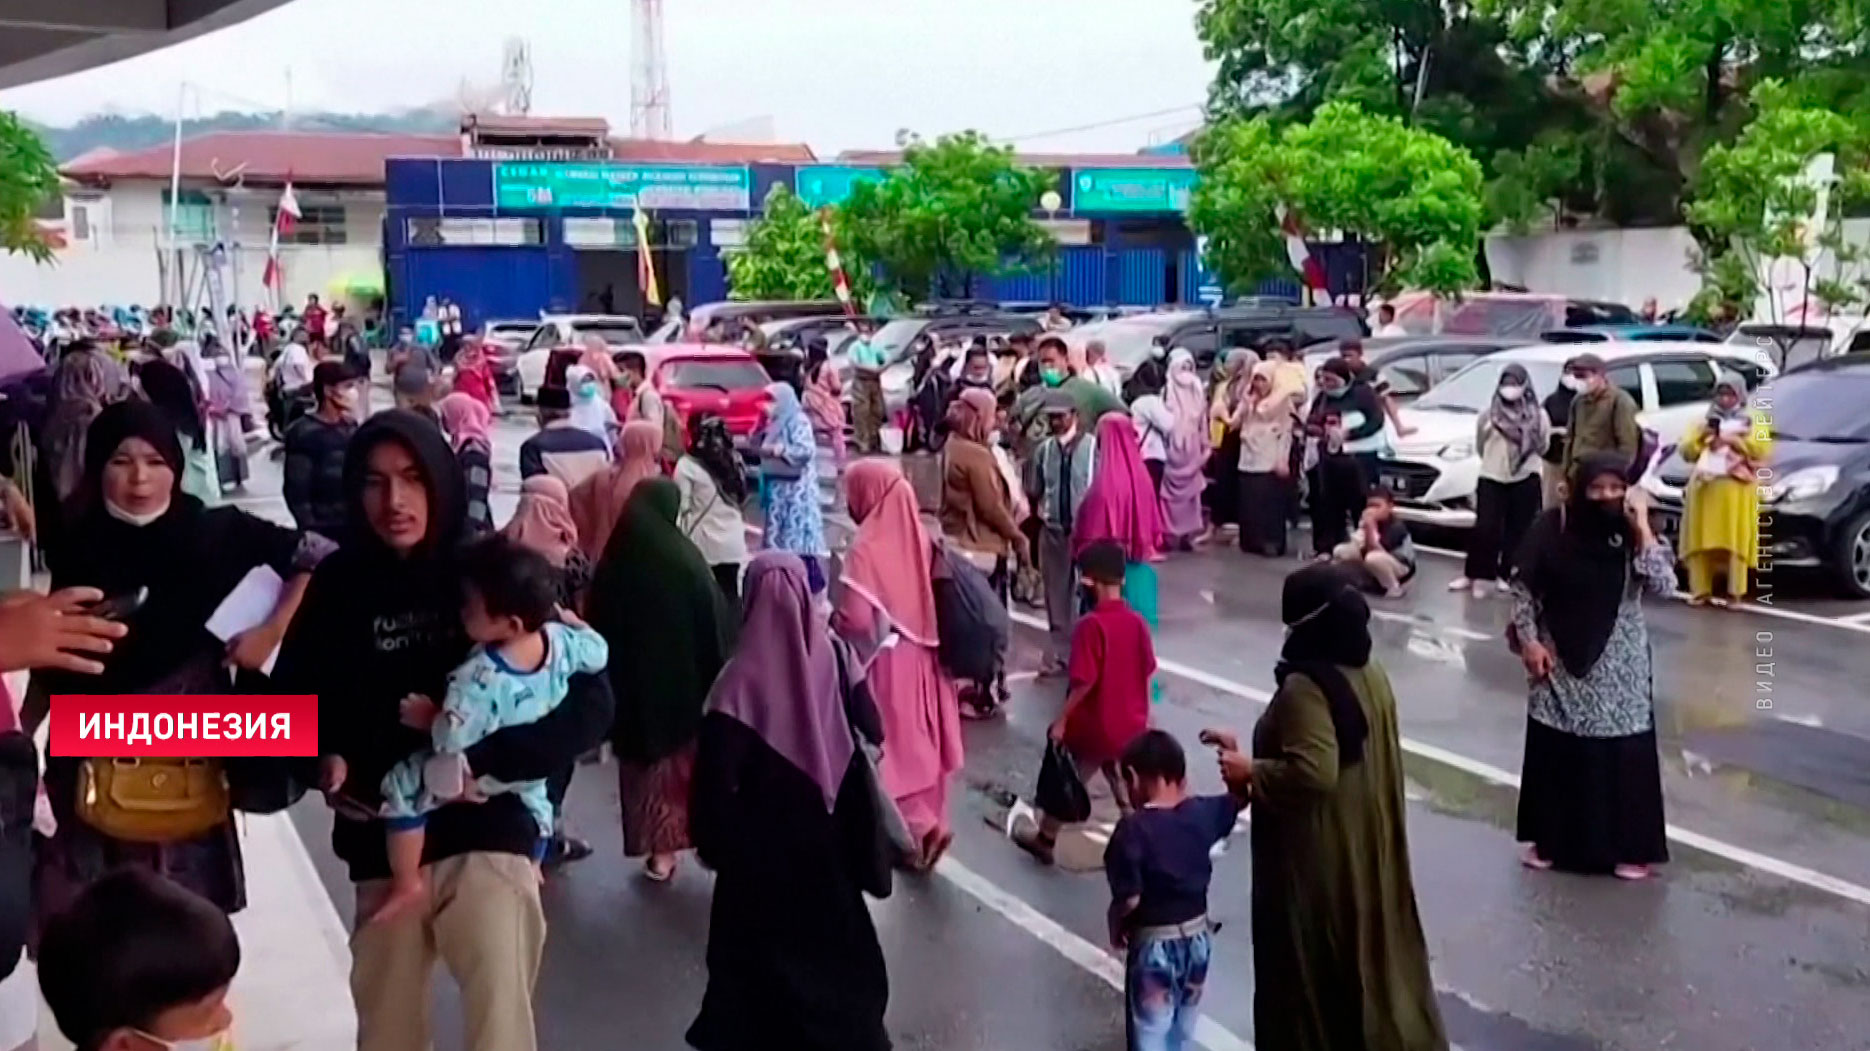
[
  {"xmin": 1276, "ymin": 204, "xmax": 1329, "ymax": 299},
  {"xmin": 633, "ymin": 204, "xmax": 661, "ymax": 307},
  {"xmin": 820, "ymin": 210, "xmax": 857, "ymax": 316},
  {"xmin": 262, "ymin": 180, "xmax": 301, "ymax": 293}
]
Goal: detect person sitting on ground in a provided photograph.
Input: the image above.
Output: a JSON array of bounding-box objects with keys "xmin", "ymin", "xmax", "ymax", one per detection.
[
  {"xmin": 283, "ymin": 360, "xmax": 364, "ymax": 540},
  {"xmin": 1106, "ymin": 730, "xmax": 1246, "ymax": 1051},
  {"xmin": 1332, "ymin": 489, "xmax": 1417, "ymax": 598},
  {"xmin": 374, "ymin": 535, "xmax": 609, "ymax": 924},
  {"xmin": 1014, "ymin": 539, "xmax": 1156, "ymax": 866},
  {"xmin": 38, "ymin": 868, "xmax": 240, "ymax": 1051},
  {"xmin": 520, "ymin": 386, "xmax": 611, "ymax": 489}
]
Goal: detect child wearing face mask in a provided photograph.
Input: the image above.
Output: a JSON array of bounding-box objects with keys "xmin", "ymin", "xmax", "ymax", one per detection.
[
  {"xmin": 38, "ymin": 868, "xmax": 240, "ymax": 1051},
  {"xmin": 1452, "ymin": 363, "xmax": 1551, "ymax": 597}
]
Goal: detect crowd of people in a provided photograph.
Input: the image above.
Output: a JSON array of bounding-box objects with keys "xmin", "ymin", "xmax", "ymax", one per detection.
[{"xmin": 0, "ymin": 290, "xmax": 1757, "ymax": 1051}]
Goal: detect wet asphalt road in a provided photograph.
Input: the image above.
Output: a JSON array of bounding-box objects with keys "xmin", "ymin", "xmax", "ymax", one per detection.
[{"xmin": 231, "ymin": 409, "xmax": 1870, "ymax": 1051}]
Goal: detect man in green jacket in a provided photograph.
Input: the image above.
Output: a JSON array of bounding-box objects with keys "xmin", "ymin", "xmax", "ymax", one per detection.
[{"xmin": 1561, "ymin": 353, "xmax": 1642, "ymax": 479}]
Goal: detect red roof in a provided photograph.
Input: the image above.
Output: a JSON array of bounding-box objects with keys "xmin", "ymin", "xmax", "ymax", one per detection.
[
  {"xmin": 836, "ymin": 149, "xmax": 1189, "ymax": 169},
  {"xmin": 61, "ymin": 131, "xmax": 461, "ymax": 186},
  {"xmin": 60, "ymin": 129, "xmax": 816, "ymax": 187},
  {"xmin": 610, "ymin": 138, "xmax": 816, "ymax": 163}
]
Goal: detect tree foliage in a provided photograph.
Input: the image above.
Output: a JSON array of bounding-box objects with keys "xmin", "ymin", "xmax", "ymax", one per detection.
[
  {"xmin": 0, "ymin": 112, "xmax": 59, "ymax": 263},
  {"xmin": 1190, "ymin": 103, "xmax": 1486, "ymax": 295},
  {"xmin": 1687, "ymin": 80, "xmax": 1870, "ymax": 325},
  {"xmin": 1197, "ymin": 0, "xmax": 1870, "ymax": 227},
  {"xmin": 726, "ymin": 186, "xmax": 871, "ymax": 302},
  {"xmin": 839, "ymin": 131, "xmax": 1055, "ymax": 300}
]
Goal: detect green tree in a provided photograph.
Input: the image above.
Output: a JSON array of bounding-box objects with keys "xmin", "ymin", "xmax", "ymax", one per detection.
[
  {"xmin": 1, "ymin": 111, "xmax": 60, "ymax": 262},
  {"xmin": 839, "ymin": 131, "xmax": 1055, "ymax": 300},
  {"xmin": 1190, "ymin": 102, "xmax": 1486, "ymax": 295},
  {"xmin": 1687, "ymin": 80, "xmax": 1870, "ymax": 331},
  {"xmin": 726, "ymin": 185, "xmax": 870, "ymax": 301}
]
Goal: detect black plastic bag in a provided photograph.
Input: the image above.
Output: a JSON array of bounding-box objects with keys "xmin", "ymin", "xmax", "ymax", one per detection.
[
  {"xmin": 930, "ymin": 543, "xmax": 1009, "ymax": 683},
  {"xmin": 1034, "ymin": 739, "xmax": 1092, "ymax": 824}
]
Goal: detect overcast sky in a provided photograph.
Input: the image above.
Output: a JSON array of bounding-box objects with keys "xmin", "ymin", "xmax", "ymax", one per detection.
[{"xmin": 0, "ymin": 0, "xmax": 1213, "ymax": 154}]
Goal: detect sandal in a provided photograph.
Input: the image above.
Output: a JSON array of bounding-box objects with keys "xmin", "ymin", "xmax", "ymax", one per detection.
[
  {"xmin": 922, "ymin": 829, "xmax": 955, "ymax": 870},
  {"xmin": 1011, "ymin": 823, "xmax": 1056, "ymax": 866},
  {"xmin": 1520, "ymin": 846, "xmax": 1553, "ymax": 871},
  {"xmin": 1613, "ymin": 864, "xmax": 1652, "ymax": 881},
  {"xmin": 1686, "ymin": 595, "xmax": 1712, "ymax": 608}
]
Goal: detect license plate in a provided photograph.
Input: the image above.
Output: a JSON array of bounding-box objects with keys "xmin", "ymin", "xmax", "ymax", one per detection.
[
  {"xmin": 1381, "ymin": 474, "xmax": 1412, "ymax": 495},
  {"xmin": 1651, "ymin": 509, "xmax": 1680, "ymax": 537}
]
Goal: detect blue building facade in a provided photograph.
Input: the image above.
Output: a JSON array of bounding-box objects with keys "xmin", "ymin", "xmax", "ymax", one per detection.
[{"xmin": 384, "ymin": 157, "xmax": 1229, "ymax": 329}]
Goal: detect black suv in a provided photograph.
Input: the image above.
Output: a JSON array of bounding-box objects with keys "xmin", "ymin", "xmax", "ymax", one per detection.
[{"xmin": 1073, "ymin": 304, "xmax": 1367, "ymax": 373}]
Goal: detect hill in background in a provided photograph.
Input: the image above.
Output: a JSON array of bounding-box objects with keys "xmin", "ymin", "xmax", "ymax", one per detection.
[{"xmin": 29, "ymin": 109, "xmax": 457, "ymax": 162}]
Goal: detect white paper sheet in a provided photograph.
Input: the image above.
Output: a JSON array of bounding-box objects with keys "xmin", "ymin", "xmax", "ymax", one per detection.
[{"xmin": 206, "ymin": 565, "xmax": 285, "ymax": 675}]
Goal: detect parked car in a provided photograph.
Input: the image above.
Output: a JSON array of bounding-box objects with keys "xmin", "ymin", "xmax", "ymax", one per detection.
[
  {"xmin": 1724, "ymin": 318, "xmax": 1870, "ymax": 372},
  {"xmin": 1541, "ymin": 324, "xmax": 1722, "ymax": 344},
  {"xmin": 751, "ymin": 314, "xmax": 876, "ymax": 386},
  {"xmin": 1378, "ymin": 341, "xmax": 1777, "ymax": 529},
  {"xmin": 1645, "ymin": 354, "xmax": 1870, "ymax": 597},
  {"xmin": 479, "ymin": 319, "xmax": 537, "ymax": 397},
  {"xmin": 866, "ymin": 312, "xmax": 1045, "ymax": 413},
  {"xmin": 1069, "ymin": 304, "xmax": 1367, "ymax": 375},
  {"xmin": 514, "ymin": 314, "xmax": 644, "ymax": 401},
  {"xmin": 1387, "ymin": 291, "xmax": 1639, "ymax": 339},
  {"xmin": 631, "ymin": 343, "xmax": 776, "ymax": 442},
  {"xmin": 683, "ymin": 300, "xmax": 849, "ymax": 343},
  {"xmin": 1300, "ymin": 335, "xmax": 1525, "ymax": 404}
]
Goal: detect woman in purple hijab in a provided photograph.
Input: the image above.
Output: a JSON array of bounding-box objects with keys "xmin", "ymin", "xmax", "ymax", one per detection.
[{"xmin": 687, "ymin": 552, "xmax": 891, "ymax": 1051}]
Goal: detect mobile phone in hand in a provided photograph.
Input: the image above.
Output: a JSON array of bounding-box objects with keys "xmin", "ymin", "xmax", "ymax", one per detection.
[{"xmin": 90, "ymin": 587, "xmax": 149, "ymax": 622}]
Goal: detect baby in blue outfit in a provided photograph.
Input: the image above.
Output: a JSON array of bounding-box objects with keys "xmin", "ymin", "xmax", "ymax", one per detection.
[{"xmin": 373, "ymin": 535, "xmax": 608, "ymax": 924}]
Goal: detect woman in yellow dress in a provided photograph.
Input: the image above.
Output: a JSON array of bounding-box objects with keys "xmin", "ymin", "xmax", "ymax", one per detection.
[{"xmin": 1678, "ymin": 372, "xmax": 1771, "ymax": 607}]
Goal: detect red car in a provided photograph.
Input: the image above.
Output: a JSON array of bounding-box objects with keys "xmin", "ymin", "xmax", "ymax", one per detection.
[{"xmin": 631, "ymin": 343, "xmax": 775, "ymax": 441}]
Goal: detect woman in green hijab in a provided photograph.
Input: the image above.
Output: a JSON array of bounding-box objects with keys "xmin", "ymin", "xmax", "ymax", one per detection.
[{"xmin": 587, "ymin": 477, "xmax": 738, "ymax": 882}]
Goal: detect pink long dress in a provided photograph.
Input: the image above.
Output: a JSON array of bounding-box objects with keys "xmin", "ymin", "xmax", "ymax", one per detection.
[{"xmin": 833, "ymin": 461, "xmax": 962, "ymax": 842}]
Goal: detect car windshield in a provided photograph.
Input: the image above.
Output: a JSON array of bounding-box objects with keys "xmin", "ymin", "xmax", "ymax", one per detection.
[
  {"xmin": 1414, "ymin": 357, "xmax": 1563, "ymax": 413},
  {"xmin": 1761, "ymin": 370, "xmax": 1870, "ymax": 441},
  {"xmin": 571, "ymin": 321, "xmax": 642, "ymax": 344},
  {"xmin": 871, "ymin": 319, "xmax": 928, "ymax": 362},
  {"xmin": 1079, "ymin": 317, "xmax": 1180, "ymax": 370},
  {"xmin": 662, "ymin": 358, "xmax": 770, "ymax": 392},
  {"xmin": 1728, "ymin": 325, "xmax": 1830, "ymax": 372}
]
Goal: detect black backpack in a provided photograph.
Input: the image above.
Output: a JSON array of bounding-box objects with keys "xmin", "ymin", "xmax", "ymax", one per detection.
[{"xmin": 929, "ymin": 543, "xmax": 1009, "ymax": 684}]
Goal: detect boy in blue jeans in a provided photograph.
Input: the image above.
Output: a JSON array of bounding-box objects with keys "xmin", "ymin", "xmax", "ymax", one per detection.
[{"xmin": 1104, "ymin": 730, "xmax": 1246, "ymax": 1051}]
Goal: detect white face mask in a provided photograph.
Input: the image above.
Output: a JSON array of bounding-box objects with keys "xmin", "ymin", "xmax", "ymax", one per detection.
[
  {"xmin": 1560, "ymin": 374, "xmax": 1588, "ymax": 392},
  {"xmin": 134, "ymin": 1029, "xmax": 234, "ymax": 1051},
  {"xmin": 105, "ymin": 498, "xmax": 170, "ymax": 527},
  {"xmin": 1498, "ymin": 384, "xmax": 1525, "ymax": 402}
]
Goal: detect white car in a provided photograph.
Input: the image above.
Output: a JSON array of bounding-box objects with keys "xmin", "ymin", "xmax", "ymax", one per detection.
[
  {"xmin": 1378, "ymin": 341, "xmax": 1776, "ymax": 529},
  {"xmin": 513, "ymin": 314, "xmax": 644, "ymax": 400}
]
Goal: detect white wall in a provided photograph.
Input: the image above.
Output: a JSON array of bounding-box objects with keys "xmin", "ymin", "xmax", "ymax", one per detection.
[
  {"xmin": 0, "ymin": 181, "xmax": 384, "ymax": 312},
  {"xmin": 1484, "ymin": 226, "xmax": 1704, "ymax": 312}
]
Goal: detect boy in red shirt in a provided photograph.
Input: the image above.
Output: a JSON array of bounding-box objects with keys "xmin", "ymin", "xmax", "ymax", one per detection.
[{"xmin": 1015, "ymin": 539, "xmax": 1157, "ymax": 865}]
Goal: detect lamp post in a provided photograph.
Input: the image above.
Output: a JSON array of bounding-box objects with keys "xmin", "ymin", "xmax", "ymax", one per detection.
[{"xmin": 1040, "ymin": 189, "xmax": 1063, "ymax": 304}]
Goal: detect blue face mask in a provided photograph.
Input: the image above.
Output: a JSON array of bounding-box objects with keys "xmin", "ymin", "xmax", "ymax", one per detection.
[{"xmin": 1324, "ymin": 383, "xmax": 1349, "ymax": 398}]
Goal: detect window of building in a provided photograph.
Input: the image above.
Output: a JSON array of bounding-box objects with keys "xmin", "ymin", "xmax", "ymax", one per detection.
[
  {"xmin": 274, "ymin": 203, "xmax": 348, "ymax": 245},
  {"xmin": 162, "ymin": 189, "xmax": 217, "ymax": 244},
  {"xmin": 406, "ymin": 216, "xmax": 544, "ymax": 247}
]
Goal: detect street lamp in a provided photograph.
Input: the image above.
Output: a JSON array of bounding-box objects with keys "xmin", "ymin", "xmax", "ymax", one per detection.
[{"xmin": 1039, "ymin": 190, "xmax": 1064, "ymax": 303}]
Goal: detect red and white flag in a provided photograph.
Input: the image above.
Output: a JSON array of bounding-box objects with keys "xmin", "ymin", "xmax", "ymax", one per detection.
[
  {"xmin": 820, "ymin": 211, "xmax": 856, "ymax": 316},
  {"xmin": 1277, "ymin": 205, "xmax": 1329, "ymax": 297},
  {"xmin": 262, "ymin": 181, "xmax": 302, "ymax": 292}
]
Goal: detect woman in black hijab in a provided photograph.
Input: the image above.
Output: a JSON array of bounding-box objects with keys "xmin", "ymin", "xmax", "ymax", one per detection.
[
  {"xmin": 1509, "ymin": 451, "xmax": 1675, "ymax": 879},
  {"xmin": 32, "ymin": 401, "xmax": 330, "ymax": 938},
  {"xmin": 1202, "ymin": 562, "xmax": 1447, "ymax": 1051}
]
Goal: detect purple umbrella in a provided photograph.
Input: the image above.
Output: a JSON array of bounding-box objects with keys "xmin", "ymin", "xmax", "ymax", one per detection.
[{"xmin": 0, "ymin": 303, "xmax": 43, "ymax": 384}]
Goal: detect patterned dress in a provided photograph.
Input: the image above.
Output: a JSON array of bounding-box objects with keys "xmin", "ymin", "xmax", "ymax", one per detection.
[
  {"xmin": 760, "ymin": 409, "xmax": 828, "ymax": 559},
  {"xmin": 1510, "ymin": 539, "xmax": 1675, "ymax": 873}
]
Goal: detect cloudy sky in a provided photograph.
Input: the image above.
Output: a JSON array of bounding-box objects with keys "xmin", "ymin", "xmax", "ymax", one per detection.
[{"xmin": 0, "ymin": 0, "xmax": 1214, "ymax": 154}]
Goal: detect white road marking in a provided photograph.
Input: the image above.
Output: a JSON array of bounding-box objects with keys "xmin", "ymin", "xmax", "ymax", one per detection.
[
  {"xmin": 1368, "ymin": 608, "xmax": 1493, "ymax": 642},
  {"xmin": 1006, "ymin": 609, "xmax": 1870, "ymax": 910},
  {"xmin": 936, "ymin": 858, "xmax": 1256, "ymax": 1051},
  {"xmin": 1412, "ymin": 542, "xmax": 1870, "ymax": 635}
]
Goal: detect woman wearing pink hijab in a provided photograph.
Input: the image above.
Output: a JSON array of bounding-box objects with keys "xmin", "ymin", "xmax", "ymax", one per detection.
[
  {"xmin": 1158, "ymin": 348, "xmax": 1210, "ymax": 548},
  {"xmin": 1072, "ymin": 415, "xmax": 1162, "ymax": 668},
  {"xmin": 503, "ymin": 474, "xmax": 589, "ymax": 601},
  {"xmin": 568, "ymin": 418, "xmax": 662, "ymax": 562},
  {"xmin": 832, "ymin": 459, "xmax": 962, "ymax": 870},
  {"xmin": 436, "ymin": 391, "xmax": 495, "ymax": 534}
]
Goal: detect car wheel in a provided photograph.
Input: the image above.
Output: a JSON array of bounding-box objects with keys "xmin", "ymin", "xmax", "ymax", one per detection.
[{"xmin": 1832, "ymin": 508, "xmax": 1870, "ymax": 599}]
